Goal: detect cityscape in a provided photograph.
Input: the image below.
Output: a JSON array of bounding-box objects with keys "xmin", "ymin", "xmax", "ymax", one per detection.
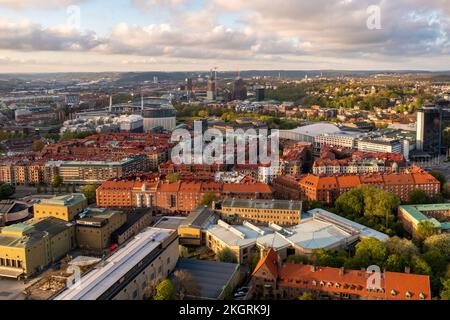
[{"xmin": 0, "ymin": 0, "xmax": 449, "ymax": 308}]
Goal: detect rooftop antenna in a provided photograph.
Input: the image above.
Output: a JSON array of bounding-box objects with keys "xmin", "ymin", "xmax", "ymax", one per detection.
[
  {"xmin": 141, "ymin": 89, "xmax": 144, "ymax": 111},
  {"xmin": 109, "ymin": 94, "xmax": 113, "ymax": 112}
]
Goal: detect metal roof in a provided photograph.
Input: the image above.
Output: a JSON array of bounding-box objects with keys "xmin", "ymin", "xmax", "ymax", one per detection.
[{"xmin": 171, "ymin": 258, "xmax": 239, "ymax": 300}]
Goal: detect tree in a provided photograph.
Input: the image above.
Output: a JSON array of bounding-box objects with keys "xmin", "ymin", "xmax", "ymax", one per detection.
[
  {"xmin": 81, "ymin": 185, "xmax": 98, "ymax": 204},
  {"xmin": 154, "ymin": 279, "xmax": 174, "ymax": 300},
  {"xmin": 250, "ymin": 252, "xmax": 261, "ymax": 272},
  {"xmin": 201, "ymin": 192, "xmax": 217, "ymax": 206},
  {"xmin": 312, "ymin": 249, "xmax": 345, "ymax": 268},
  {"xmin": 416, "ymin": 221, "xmax": 438, "ymax": 242},
  {"xmin": 411, "ymin": 256, "xmax": 432, "ymax": 275},
  {"xmin": 0, "ymin": 183, "xmax": 15, "ymax": 199},
  {"xmin": 217, "ymin": 248, "xmax": 238, "ymax": 263},
  {"xmin": 385, "ymin": 254, "xmax": 408, "ymax": 273},
  {"xmin": 335, "ymin": 188, "xmax": 364, "ymax": 217},
  {"xmin": 298, "ymin": 292, "xmax": 315, "ymax": 300},
  {"xmin": 422, "ymin": 250, "xmax": 448, "ymax": 276},
  {"xmin": 353, "ymin": 238, "xmax": 387, "ymax": 267},
  {"xmin": 424, "ymin": 234, "xmax": 450, "ymax": 260},
  {"xmin": 172, "ymin": 270, "xmax": 201, "ymax": 300},
  {"xmin": 167, "ymin": 173, "xmax": 181, "ymax": 183},
  {"xmin": 440, "ymin": 279, "xmax": 450, "ymax": 300},
  {"xmin": 52, "ymin": 175, "xmax": 63, "ymax": 189},
  {"xmin": 385, "ymin": 236, "xmax": 419, "ymax": 259},
  {"xmin": 409, "ymin": 189, "xmax": 431, "ymax": 205},
  {"xmin": 32, "ymin": 140, "xmax": 45, "ymax": 152}
]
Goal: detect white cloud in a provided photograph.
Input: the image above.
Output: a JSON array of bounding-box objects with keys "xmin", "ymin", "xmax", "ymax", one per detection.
[{"xmin": 0, "ymin": 0, "xmax": 86, "ymax": 9}]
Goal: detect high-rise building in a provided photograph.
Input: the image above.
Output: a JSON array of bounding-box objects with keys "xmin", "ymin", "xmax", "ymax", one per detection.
[
  {"xmin": 232, "ymin": 77, "xmax": 247, "ymax": 101},
  {"xmin": 416, "ymin": 105, "xmax": 450, "ymax": 156},
  {"xmin": 255, "ymin": 87, "xmax": 265, "ymax": 101},
  {"xmin": 206, "ymin": 71, "xmax": 216, "ymax": 101}
]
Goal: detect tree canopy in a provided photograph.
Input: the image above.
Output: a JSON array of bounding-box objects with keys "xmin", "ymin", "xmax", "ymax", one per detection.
[
  {"xmin": 154, "ymin": 279, "xmax": 174, "ymax": 300},
  {"xmin": 217, "ymin": 248, "xmax": 238, "ymax": 263}
]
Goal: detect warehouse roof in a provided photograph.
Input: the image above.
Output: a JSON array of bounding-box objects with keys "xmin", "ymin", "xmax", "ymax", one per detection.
[{"xmin": 171, "ymin": 258, "xmax": 240, "ymax": 300}]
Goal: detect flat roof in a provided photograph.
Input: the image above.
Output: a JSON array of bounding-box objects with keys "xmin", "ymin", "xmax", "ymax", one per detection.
[
  {"xmin": 154, "ymin": 216, "xmax": 187, "ymax": 230},
  {"xmin": 308, "ymin": 208, "xmax": 389, "ymax": 241},
  {"xmin": 171, "ymin": 259, "xmax": 239, "ymax": 300},
  {"xmin": 38, "ymin": 194, "xmax": 86, "ymax": 207},
  {"xmin": 221, "ymin": 199, "xmax": 302, "ymax": 211},
  {"xmin": 53, "ymin": 228, "xmax": 175, "ymax": 300},
  {"xmin": 288, "ymin": 123, "xmax": 341, "ymax": 138}
]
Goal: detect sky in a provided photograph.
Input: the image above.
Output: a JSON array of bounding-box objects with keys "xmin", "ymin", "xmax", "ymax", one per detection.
[{"xmin": 0, "ymin": 0, "xmax": 449, "ymax": 73}]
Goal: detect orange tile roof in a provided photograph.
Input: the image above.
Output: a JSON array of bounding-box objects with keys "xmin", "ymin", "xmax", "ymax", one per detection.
[{"xmin": 254, "ymin": 250, "xmax": 431, "ymax": 300}]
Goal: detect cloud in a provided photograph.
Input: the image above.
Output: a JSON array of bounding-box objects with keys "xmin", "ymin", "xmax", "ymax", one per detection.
[
  {"xmin": 0, "ymin": 0, "xmax": 86, "ymax": 9},
  {"xmin": 131, "ymin": 0, "xmax": 187, "ymax": 11},
  {"xmin": 0, "ymin": 19, "xmax": 104, "ymax": 51}
]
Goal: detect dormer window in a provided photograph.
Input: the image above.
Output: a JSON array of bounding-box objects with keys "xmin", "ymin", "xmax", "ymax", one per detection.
[
  {"xmin": 419, "ymin": 293, "xmax": 425, "ymax": 300},
  {"xmin": 312, "ymin": 280, "xmax": 317, "ymax": 286},
  {"xmin": 327, "ymin": 282, "xmax": 333, "ymax": 287},
  {"xmin": 391, "ymin": 290, "xmax": 397, "ymax": 296},
  {"xmin": 405, "ymin": 291, "xmax": 412, "ymax": 298},
  {"xmin": 320, "ymin": 281, "xmax": 325, "ymax": 286},
  {"xmin": 335, "ymin": 283, "xmax": 341, "ymax": 288}
]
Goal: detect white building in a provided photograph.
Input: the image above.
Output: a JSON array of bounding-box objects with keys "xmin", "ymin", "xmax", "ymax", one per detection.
[{"xmin": 53, "ymin": 227, "xmax": 179, "ymax": 300}]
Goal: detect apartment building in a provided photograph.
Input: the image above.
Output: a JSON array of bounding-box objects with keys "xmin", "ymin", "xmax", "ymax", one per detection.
[
  {"xmin": 297, "ymin": 167, "xmax": 440, "ymax": 205},
  {"xmin": 96, "ymin": 180, "xmax": 273, "ymax": 214},
  {"xmin": 398, "ymin": 204, "xmax": 450, "ymax": 238},
  {"xmin": 251, "ymin": 249, "xmax": 431, "ymax": 300}
]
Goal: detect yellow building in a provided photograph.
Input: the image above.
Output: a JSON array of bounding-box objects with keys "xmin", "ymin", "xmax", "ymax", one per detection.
[
  {"xmin": 34, "ymin": 194, "xmax": 88, "ymax": 222},
  {"xmin": 75, "ymin": 208, "xmax": 127, "ymax": 251},
  {"xmin": 178, "ymin": 206, "xmax": 216, "ymax": 246},
  {"xmin": 219, "ymin": 199, "xmax": 303, "ymax": 226},
  {"xmin": 0, "ymin": 217, "xmax": 75, "ymax": 278}
]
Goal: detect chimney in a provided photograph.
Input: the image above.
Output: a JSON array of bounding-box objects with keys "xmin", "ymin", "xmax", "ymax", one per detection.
[
  {"xmin": 310, "ymin": 265, "xmax": 316, "ymax": 273},
  {"xmin": 141, "ymin": 93, "xmax": 144, "ymax": 110},
  {"xmin": 405, "ymin": 266, "xmax": 411, "ymax": 274},
  {"xmin": 340, "ymin": 267, "xmax": 345, "ymax": 276},
  {"xmin": 109, "ymin": 95, "xmax": 112, "ymax": 112}
]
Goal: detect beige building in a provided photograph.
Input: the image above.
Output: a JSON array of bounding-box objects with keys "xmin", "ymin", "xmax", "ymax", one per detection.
[
  {"xmin": 75, "ymin": 208, "xmax": 127, "ymax": 251},
  {"xmin": 219, "ymin": 199, "xmax": 303, "ymax": 227},
  {"xmin": 53, "ymin": 228, "xmax": 179, "ymax": 300},
  {"xmin": 34, "ymin": 194, "xmax": 88, "ymax": 222},
  {"xmin": 0, "ymin": 218, "xmax": 75, "ymax": 278}
]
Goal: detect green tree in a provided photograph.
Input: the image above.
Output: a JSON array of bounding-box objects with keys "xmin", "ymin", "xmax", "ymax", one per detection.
[
  {"xmin": 385, "ymin": 236, "xmax": 419, "ymax": 259},
  {"xmin": 306, "ymin": 200, "xmax": 324, "ymax": 210},
  {"xmin": 201, "ymin": 192, "xmax": 217, "ymax": 206},
  {"xmin": 353, "ymin": 238, "xmax": 387, "ymax": 266},
  {"xmin": 424, "ymin": 234, "xmax": 450, "ymax": 260},
  {"xmin": 52, "ymin": 175, "xmax": 63, "ymax": 189},
  {"xmin": 335, "ymin": 188, "xmax": 364, "ymax": 217},
  {"xmin": 411, "ymin": 256, "xmax": 432, "ymax": 275},
  {"xmin": 81, "ymin": 185, "xmax": 98, "ymax": 204},
  {"xmin": 167, "ymin": 173, "xmax": 181, "ymax": 183},
  {"xmin": 385, "ymin": 254, "xmax": 408, "ymax": 272},
  {"xmin": 440, "ymin": 279, "xmax": 450, "ymax": 300},
  {"xmin": 416, "ymin": 221, "xmax": 439, "ymax": 242},
  {"xmin": 250, "ymin": 252, "xmax": 261, "ymax": 272},
  {"xmin": 0, "ymin": 183, "xmax": 15, "ymax": 199},
  {"xmin": 409, "ymin": 189, "xmax": 431, "ymax": 205},
  {"xmin": 422, "ymin": 250, "xmax": 448, "ymax": 275},
  {"xmin": 217, "ymin": 248, "xmax": 238, "ymax": 263},
  {"xmin": 154, "ymin": 279, "xmax": 174, "ymax": 300},
  {"xmin": 32, "ymin": 140, "xmax": 45, "ymax": 152}
]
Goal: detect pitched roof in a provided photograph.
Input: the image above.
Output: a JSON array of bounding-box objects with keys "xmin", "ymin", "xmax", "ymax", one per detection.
[{"xmin": 252, "ymin": 249, "xmax": 279, "ymax": 278}]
